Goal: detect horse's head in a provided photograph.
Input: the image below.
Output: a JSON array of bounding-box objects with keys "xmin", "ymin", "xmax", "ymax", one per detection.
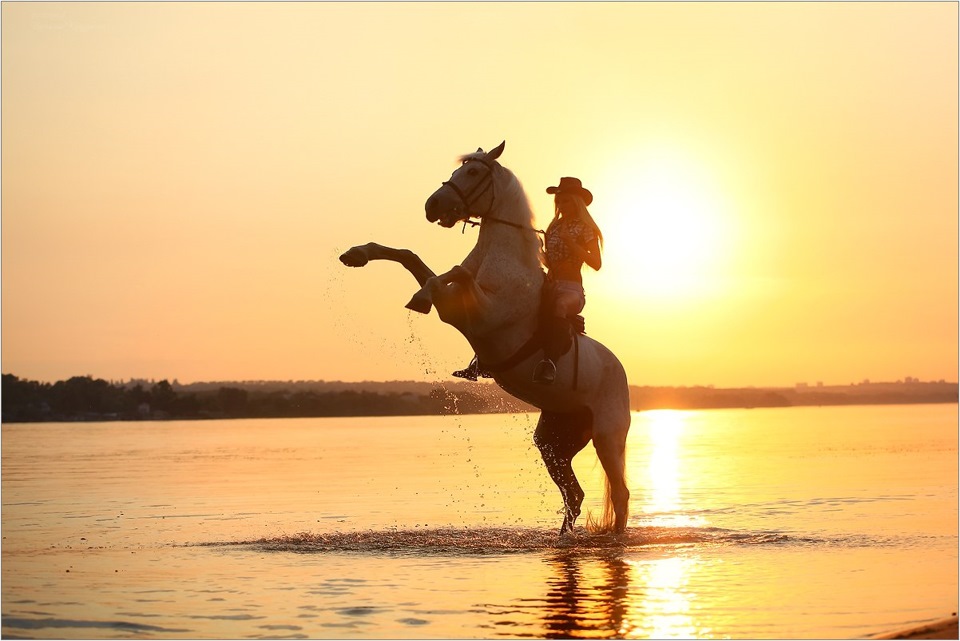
[{"xmin": 425, "ymin": 141, "xmax": 506, "ymax": 228}]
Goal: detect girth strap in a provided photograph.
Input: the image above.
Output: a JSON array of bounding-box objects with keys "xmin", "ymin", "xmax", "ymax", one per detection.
[
  {"xmin": 572, "ymin": 333, "xmax": 580, "ymax": 390},
  {"xmin": 476, "ymin": 333, "xmax": 543, "ymax": 374}
]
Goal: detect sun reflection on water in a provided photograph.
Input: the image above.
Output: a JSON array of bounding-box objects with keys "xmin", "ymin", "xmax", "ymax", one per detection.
[
  {"xmin": 621, "ymin": 556, "xmax": 714, "ymax": 639},
  {"xmin": 600, "ymin": 411, "xmax": 716, "ymax": 638},
  {"xmin": 640, "ymin": 410, "xmax": 707, "ymax": 528}
]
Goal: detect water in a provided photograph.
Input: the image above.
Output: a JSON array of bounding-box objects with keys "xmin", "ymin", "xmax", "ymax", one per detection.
[{"xmin": 2, "ymin": 404, "xmax": 957, "ymax": 639}]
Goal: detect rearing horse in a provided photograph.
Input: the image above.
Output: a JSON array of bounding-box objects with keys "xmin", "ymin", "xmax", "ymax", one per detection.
[{"xmin": 340, "ymin": 142, "xmax": 631, "ymax": 535}]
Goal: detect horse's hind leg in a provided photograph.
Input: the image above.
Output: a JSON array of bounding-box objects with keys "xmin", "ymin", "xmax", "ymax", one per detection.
[
  {"xmin": 534, "ymin": 409, "xmax": 592, "ymax": 536},
  {"xmin": 593, "ymin": 423, "xmax": 631, "ymax": 534}
]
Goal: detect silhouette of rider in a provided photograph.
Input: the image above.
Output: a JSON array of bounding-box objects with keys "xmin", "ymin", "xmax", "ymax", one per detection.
[
  {"xmin": 532, "ymin": 177, "xmax": 603, "ymax": 384},
  {"xmin": 452, "ymin": 177, "xmax": 603, "ymax": 385}
]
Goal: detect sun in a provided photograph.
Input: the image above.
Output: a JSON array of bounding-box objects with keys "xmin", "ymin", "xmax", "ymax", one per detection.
[{"xmin": 595, "ymin": 149, "xmax": 734, "ymax": 302}]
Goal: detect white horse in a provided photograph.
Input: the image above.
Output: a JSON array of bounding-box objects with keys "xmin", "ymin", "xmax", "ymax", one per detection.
[{"xmin": 339, "ymin": 142, "xmax": 631, "ymax": 535}]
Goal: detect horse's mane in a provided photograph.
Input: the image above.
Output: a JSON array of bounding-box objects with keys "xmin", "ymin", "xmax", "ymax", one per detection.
[
  {"xmin": 497, "ymin": 168, "xmax": 536, "ymax": 227},
  {"xmin": 457, "ymin": 151, "xmax": 486, "ymax": 164},
  {"xmin": 486, "ymin": 162, "xmax": 545, "ymax": 269}
]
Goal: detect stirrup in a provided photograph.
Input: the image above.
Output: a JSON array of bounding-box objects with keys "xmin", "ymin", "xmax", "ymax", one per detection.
[
  {"xmin": 532, "ymin": 359, "xmax": 557, "ymax": 385},
  {"xmin": 452, "ymin": 356, "xmax": 480, "ymax": 381}
]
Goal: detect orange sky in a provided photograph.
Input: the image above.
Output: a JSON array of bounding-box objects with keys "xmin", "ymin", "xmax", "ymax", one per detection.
[{"xmin": 2, "ymin": 2, "xmax": 957, "ymax": 388}]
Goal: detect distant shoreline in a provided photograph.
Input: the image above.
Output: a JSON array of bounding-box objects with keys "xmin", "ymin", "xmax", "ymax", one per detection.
[
  {"xmin": 871, "ymin": 614, "xmax": 958, "ymax": 640},
  {"xmin": 2, "ymin": 374, "xmax": 956, "ymax": 423}
]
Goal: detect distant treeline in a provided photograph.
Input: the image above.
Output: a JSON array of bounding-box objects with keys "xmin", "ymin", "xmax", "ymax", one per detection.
[
  {"xmin": 0, "ymin": 374, "xmax": 530, "ymax": 423},
  {"xmin": 2, "ymin": 374, "xmax": 956, "ymax": 423},
  {"xmin": 629, "ymin": 382, "xmax": 958, "ymax": 410}
]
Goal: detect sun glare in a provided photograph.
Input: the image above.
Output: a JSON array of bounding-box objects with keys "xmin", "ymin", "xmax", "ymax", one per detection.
[
  {"xmin": 597, "ymin": 149, "xmax": 734, "ymax": 302},
  {"xmin": 622, "ymin": 557, "xmax": 703, "ymax": 639},
  {"xmin": 638, "ymin": 409, "xmax": 707, "ymax": 529}
]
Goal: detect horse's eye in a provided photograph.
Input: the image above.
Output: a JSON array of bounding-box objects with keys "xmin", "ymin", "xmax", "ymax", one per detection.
[{"xmin": 467, "ymin": 167, "xmax": 479, "ymax": 176}]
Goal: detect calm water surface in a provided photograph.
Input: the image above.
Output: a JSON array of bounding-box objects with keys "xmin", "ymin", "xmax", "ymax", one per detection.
[{"xmin": 2, "ymin": 405, "xmax": 957, "ymax": 639}]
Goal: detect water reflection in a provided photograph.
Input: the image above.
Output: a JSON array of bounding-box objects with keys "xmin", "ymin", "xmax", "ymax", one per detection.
[
  {"xmin": 623, "ymin": 556, "xmax": 709, "ymax": 639},
  {"xmin": 640, "ymin": 410, "xmax": 706, "ymax": 528},
  {"xmin": 536, "ymin": 552, "xmax": 631, "ymax": 639},
  {"xmin": 508, "ymin": 411, "xmax": 716, "ymax": 638},
  {"xmin": 521, "ymin": 551, "xmax": 710, "ymax": 639}
]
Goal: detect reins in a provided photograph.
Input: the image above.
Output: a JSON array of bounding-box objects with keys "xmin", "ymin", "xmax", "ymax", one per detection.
[{"xmin": 461, "ymin": 216, "xmax": 546, "ymax": 236}]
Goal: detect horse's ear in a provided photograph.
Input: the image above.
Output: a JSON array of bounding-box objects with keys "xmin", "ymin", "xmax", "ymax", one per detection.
[
  {"xmin": 486, "ymin": 141, "xmax": 506, "ymax": 161},
  {"xmin": 476, "ymin": 147, "xmax": 484, "ymax": 153}
]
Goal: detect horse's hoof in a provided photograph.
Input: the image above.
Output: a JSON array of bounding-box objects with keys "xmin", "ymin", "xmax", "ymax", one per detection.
[
  {"xmin": 339, "ymin": 247, "xmax": 369, "ymax": 267},
  {"xmin": 405, "ymin": 295, "xmax": 432, "ymax": 314},
  {"xmin": 558, "ymin": 528, "xmax": 578, "ymax": 547}
]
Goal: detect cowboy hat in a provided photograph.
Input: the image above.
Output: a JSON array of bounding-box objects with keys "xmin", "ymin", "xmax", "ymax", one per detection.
[{"xmin": 546, "ymin": 177, "xmax": 593, "ymax": 206}]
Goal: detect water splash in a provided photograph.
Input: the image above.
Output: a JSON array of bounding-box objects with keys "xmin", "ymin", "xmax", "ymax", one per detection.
[{"xmin": 202, "ymin": 525, "xmax": 820, "ymax": 556}]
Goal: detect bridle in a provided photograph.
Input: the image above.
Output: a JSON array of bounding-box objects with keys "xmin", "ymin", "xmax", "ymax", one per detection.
[
  {"xmin": 441, "ymin": 157, "xmax": 496, "ymax": 221},
  {"xmin": 443, "ymin": 159, "xmax": 545, "ymax": 236}
]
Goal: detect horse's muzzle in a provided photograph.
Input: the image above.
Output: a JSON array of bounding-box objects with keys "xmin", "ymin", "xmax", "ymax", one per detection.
[
  {"xmin": 425, "ymin": 194, "xmax": 441, "ymax": 223},
  {"xmin": 425, "ymin": 192, "xmax": 461, "ymax": 228}
]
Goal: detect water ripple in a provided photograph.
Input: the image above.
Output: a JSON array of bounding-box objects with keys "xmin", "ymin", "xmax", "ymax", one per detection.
[{"xmin": 1, "ymin": 615, "xmax": 192, "ymax": 634}]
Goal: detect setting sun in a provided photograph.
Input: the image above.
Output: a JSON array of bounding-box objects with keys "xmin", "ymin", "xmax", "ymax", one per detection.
[{"xmin": 598, "ymin": 147, "xmax": 735, "ymax": 302}]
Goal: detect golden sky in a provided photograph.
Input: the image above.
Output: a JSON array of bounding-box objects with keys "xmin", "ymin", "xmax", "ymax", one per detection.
[{"xmin": 2, "ymin": 2, "xmax": 957, "ymax": 387}]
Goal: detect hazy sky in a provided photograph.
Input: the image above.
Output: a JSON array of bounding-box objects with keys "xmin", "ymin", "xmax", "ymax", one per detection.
[{"xmin": 3, "ymin": 2, "xmax": 957, "ymax": 388}]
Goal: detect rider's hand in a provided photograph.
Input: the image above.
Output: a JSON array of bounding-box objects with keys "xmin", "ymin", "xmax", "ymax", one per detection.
[{"xmin": 560, "ymin": 232, "xmax": 583, "ymax": 250}]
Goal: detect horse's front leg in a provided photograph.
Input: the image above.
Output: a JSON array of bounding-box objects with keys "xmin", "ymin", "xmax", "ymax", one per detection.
[
  {"xmin": 406, "ymin": 265, "xmax": 480, "ymax": 325},
  {"xmin": 339, "ymin": 242, "xmax": 436, "ymax": 287}
]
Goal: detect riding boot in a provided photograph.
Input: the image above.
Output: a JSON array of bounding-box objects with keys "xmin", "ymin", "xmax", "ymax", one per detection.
[
  {"xmin": 533, "ymin": 317, "xmax": 571, "ymax": 385},
  {"xmin": 452, "ymin": 355, "xmax": 481, "ymax": 381}
]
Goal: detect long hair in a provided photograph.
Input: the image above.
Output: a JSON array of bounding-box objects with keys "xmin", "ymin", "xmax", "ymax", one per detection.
[{"xmin": 551, "ymin": 194, "xmax": 604, "ymax": 250}]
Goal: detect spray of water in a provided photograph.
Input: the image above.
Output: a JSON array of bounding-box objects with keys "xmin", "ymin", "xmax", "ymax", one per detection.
[{"xmin": 203, "ymin": 525, "xmax": 816, "ymax": 556}]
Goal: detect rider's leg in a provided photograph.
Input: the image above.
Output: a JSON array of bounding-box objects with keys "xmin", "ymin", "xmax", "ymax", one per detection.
[
  {"xmin": 532, "ymin": 316, "xmax": 571, "ymax": 384},
  {"xmin": 533, "ymin": 283, "xmax": 584, "ymax": 384}
]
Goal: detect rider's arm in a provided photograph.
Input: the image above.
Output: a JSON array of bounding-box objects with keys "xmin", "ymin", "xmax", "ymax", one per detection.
[{"xmin": 562, "ymin": 234, "xmax": 602, "ymax": 271}]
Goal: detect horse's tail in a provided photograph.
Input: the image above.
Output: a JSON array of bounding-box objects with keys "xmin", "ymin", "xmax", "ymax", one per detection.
[
  {"xmin": 585, "ymin": 466, "xmax": 627, "ymax": 534},
  {"xmin": 585, "ymin": 478, "xmax": 614, "ymax": 534}
]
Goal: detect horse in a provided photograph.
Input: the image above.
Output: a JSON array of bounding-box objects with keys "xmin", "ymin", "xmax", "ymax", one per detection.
[{"xmin": 339, "ymin": 141, "xmax": 631, "ymax": 536}]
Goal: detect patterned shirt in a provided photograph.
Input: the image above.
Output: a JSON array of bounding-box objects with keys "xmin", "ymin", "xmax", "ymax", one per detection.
[{"xmin": 545, "ymin": 217, "xmax": 595, "ymax": 270}]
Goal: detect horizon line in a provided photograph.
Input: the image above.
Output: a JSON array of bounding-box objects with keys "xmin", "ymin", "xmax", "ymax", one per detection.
[{"xmin": 3, "ymin": 372, "xmax": 957, "ymax": 390}]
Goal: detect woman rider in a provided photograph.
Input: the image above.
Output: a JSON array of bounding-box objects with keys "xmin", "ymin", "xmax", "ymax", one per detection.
[
  {"xmin": 451, "ymin": 176, "xmax": 603, "ymax": 385},
  {"xmin": 532, "ymin": 177, "xmax": 603, "ymax": 384}
]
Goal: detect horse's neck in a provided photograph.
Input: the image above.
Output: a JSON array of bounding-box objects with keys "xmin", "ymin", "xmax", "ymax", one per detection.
[
  {"xmin": 460, "ymin": 174, "xmax": 544, "ymax": 361},
  {"xmin": 473, "ymin": 185, "xmax": 542, "ymax": 275}
]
